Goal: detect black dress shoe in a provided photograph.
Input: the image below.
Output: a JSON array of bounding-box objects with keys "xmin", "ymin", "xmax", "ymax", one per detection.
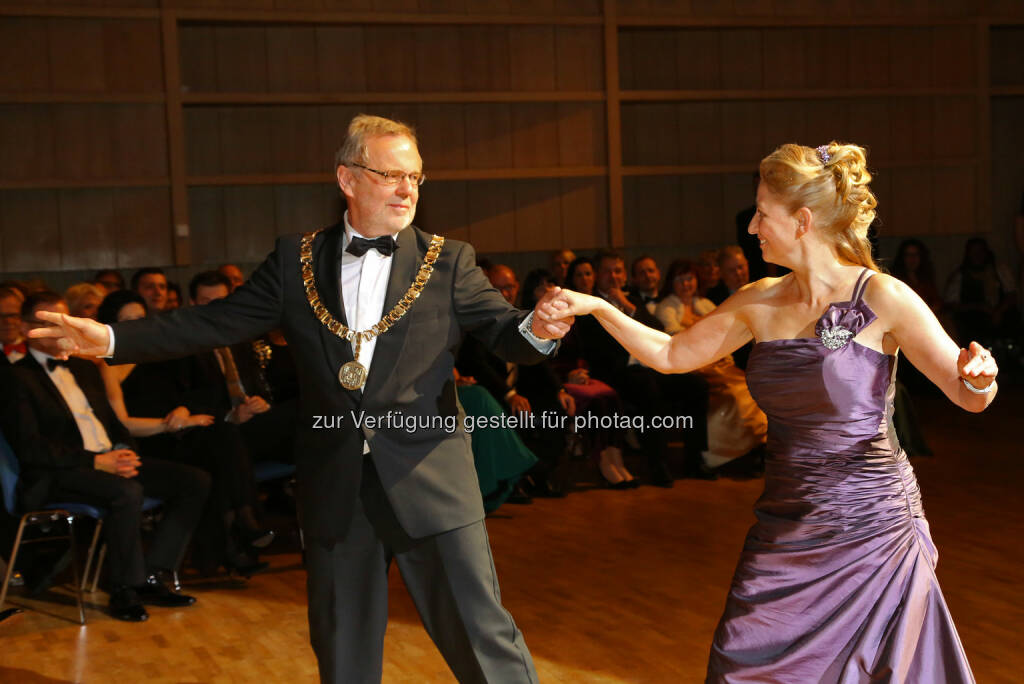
[
  {"xmin": 225, "ymin": 552, "xmax": 270, "ymax": 578},
  {"xmin": 239, "ymin": 527, "xmax": 276, "ymax": 550},
  {"xmin": 135, "ymin": 574, "xmax": 196, "ymax": 608},
  {"xmin": 109, "ymin": 587, "xmax": 149, "ymax": 622},
  {"xmin": 505, "ymin": 481, "xmax": 533, "ymax": 505},
  {"xmin": 648, "ymin": 461, "xmax": 675, "ymax": 488}
]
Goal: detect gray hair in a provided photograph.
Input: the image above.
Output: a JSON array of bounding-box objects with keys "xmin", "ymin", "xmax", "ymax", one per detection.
[{"xmin": 334, "ymin": 114, "xmax": 417, "ymax": 169}]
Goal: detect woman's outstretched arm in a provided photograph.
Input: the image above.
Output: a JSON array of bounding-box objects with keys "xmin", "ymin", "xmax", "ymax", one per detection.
[{"xmin": 547, "ymin": 288, "xmax": 753, "ymax": 374}]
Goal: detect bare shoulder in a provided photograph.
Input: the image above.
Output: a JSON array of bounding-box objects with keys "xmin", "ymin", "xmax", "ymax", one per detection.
[
  {"xmin": 717, "ymin": 275, "xmax": 791, "ymax": 310},
  {"xmin": 861, "ymin": 272, "xmax": 921, "ymax": 315}
]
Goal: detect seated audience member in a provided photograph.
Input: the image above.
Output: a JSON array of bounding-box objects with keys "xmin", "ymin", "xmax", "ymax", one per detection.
[
  {"xmin": 695, "ymin": 250, "xmax": 720, "ymax": 299},
  {"xmin": 218, "ymin": 264, "xmax": 246, "ymax": 293},
  {"xmin": 93, "ymin": 269, "xmax": 125, "ymax": 295},
  {"xmin": 131, "ymin": 267, "xmax": 169, "ymax": 313},
  {"xmin": 97, "ymin": 290, "xmax": 271, "ymax": 576},
  {"xmin": 1, "ymin": 288, "xmax": 25, "ymax": 364},
  {"xmin": 569, "ymin": 252, "xmax": 711, "ymax": 486},
  {"xmin": 165, "ymin": 282, "xmax": 182, "ymax": 310},
  {"xmin": 706, "ymin": 245, "xmax": 754, "ymax": 369},
  {"xmin": 892, "ymin": 239, "xmax": 941, "ymax": 313},
  {"xmin": 457, "ymin": 265, "xmax": 572, "ymax": 497},
  {"xmin": 706, "ymin": 245, "xmax": 750, "ymax": 305},
  {"xmin": 944, "ymin": 237, "xmax": 1019, "ymax": 347},
  {"xmin": 655, "ymin": 260, "xmax": 767, "ymax": 475},
  {"xmin": 2, "ymin": 292, "xmax": 209, "ymax": 621},
  {"xmin": 454, "ymin": 369, "xmax": 538, "ymax": 510},
  {"xmin": 551, "ymin": 259, "xmax": 633, "ymax": 487},
  {"xmin": 549, "ymin": 249, "xmax": 576, "ymax": 287},
  {"xmin": 64, "ymin": 283, "xmax": 105, "ymax": 320},
  {"xmin": 630, "ymin": 255, "xmax": 662, "ymax": 312}
]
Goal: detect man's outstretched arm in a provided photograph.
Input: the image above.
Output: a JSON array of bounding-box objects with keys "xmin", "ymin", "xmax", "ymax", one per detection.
[{"xmin": 32, "ymin": 241, "xmax": 286, "ymax": 364}]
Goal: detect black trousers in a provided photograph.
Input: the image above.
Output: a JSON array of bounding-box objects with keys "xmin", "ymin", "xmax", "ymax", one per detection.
[
  {"xmin": 48, "ymin": 457, "xmax": 209, "ymax": 587},
  {"xmin": 304, "ymin": 458, "xmax": 538, "ymax": 684}
]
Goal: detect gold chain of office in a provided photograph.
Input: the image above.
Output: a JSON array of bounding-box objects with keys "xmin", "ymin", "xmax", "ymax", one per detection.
[{"xmin": 299, "ymin": 229, "xmax": 445, "ymax": 389}]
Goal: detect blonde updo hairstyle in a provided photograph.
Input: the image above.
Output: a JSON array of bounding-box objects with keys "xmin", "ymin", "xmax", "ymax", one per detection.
[{"xmin": 758, "ymin": 141, "xmax": 879, "ymax": 271}]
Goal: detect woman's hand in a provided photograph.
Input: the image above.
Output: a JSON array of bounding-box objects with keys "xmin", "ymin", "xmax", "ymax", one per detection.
[
  {"xmin": 163, "ymin": 406, "xmax": 191, "ymax": 432},
  {"xmin": 566, "ymin": 368, "xmax": 590, "ymax": 385},
  {"xmin": 185, "ymin": 414, "xmax": 215, "ymax": 428},
  {"xmin": 548, "ymin": 289, "xmax": 605, "ymax": 319},
  {"xmin": 958, "ymin": 341, "xmax": 998, "ymax": 390}
]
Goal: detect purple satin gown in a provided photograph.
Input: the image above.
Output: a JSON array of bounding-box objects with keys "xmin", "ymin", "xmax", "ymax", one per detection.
[{"xmin": 707, "ymin": 270, "xmax": 974, "ymax": 683}]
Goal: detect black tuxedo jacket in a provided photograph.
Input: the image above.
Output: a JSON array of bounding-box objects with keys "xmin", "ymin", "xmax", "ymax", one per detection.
[
  {"xmin": 570, "ymin": 293, "xmax": 664, "ymax": 384},
  {"xmin": 2, "ymin": 355, "xmax": 135, "ymax": 511},
  {"xmin": 109, "ymin": 223, "xmax": 547, "ymax": 541},
  {"xmin": 456, "ymin": 335, "xmax": 561, "ymax": 411}
]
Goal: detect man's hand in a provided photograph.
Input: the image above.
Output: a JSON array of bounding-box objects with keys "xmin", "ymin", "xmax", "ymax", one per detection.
[
  {"xmin": 94, "ymin": 449, "xmax": 141, "ymax": 478},
  {"xmin": 229, "ymin": 395, "xmax": 271, "ymax": 424},
  {"xmin": 531, "ymin": 287, "xmax": 574, "ymax": 340},
  {"xmin": 507, "ymin": 393, "xmax": 531, "ymax": 415},
  {"xmin": 27, "ymin": 311, "xmax": 111, "ymax": 358}
]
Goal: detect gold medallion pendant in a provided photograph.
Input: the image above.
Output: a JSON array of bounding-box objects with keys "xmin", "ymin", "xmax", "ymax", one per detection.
[
  {"xmin": 338, "ymin": 360, "xmax": 368, "ymax": 390},
  {"xmin": 299, "ymin": 229, "xmax": 445, "ymax": 393}
]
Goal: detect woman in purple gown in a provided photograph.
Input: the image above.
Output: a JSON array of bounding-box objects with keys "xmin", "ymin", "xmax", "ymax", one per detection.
[{"xmin": 547, "ymin": 142, "xmax": 997, "ymax": 682}]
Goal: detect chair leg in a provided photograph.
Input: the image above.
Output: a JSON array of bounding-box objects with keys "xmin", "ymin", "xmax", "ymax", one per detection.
[
  {"xmin": 172, "ymin": 571, "xmax": 180, "ymax": 592},
  {"xmin": 90, "ymin": 544, "xmax": 107, "ymax": 594},
  {"xmin": 81, "ymin": 519, "xmax": 103, "ymax": 592},
  {"xmin": 0, "ymin": 517, "xmax": 28, "ymax": 612},
  {"xmin": 65, "ymin": 516, "xmax": 85, "ymax": 625}
]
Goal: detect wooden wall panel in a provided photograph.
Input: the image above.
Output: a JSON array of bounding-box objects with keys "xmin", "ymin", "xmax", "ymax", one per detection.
[
  {"xmin": 990, "ymin": 28, "xmax": 1024, "ymax": 86},
  {"xmin": 559, "ymin": 178, "xmax": 606, "ymax": 250},
  {"xmin": 555, "ymin": 27, "xmax": 604, "ymax": 91},
  {"xmin": 676, "ymin": 102, "xmax": 720, "ymax": 165},
  {"xmin": 113, "ymin": 188, "xmax": 173, "ymax": 268},
  {"xmin": 890, "ymin": 28, "xmax": 933, "ymax": 89},
  {"xmin": 851, "ymin": 28, "xmax": 891, "ymax": 88},
  {"xmin": 509, "ymin": 27, "xmax": 557, "ymax": 91},
  {"xmin": 316, "ymin": 27, "xmax": 369, "ymax": 92},
  {"xmin": 102, "ymin": 20, "xmax": 163, "ymax": 92},
  {"xmin": 888, "ymin": 97, "xmax": 932, "ymax": 160},
  {"xmin": 888, "ymin": 167, "xmax": 933, "ymax": 235},
  {"xmin": 719, "ymin": 30, "xmax": 763, "ymax": 90},
  {"xmin": 676, "ymin": 30, "xmax": 720, "ymax": 90},
  {"xmin": 179, "ymin": 26, "xmax": 219, "ymax": 93},
  {"xmin": 680, "ymin": 175, "xmax": 724, "ymax": 247},
  {"xmin": 0, "ymin": 106, "xmax": 56, "ymax": 181},
  {"xmin": 467, "ymin": 180, "xmax": 515, "ymax": 253},
  {"xmin": 415, "ymin": 104, "xmax": 467, "ymax": 170},
  {"xmin": 111, "ymin": 105, "xmax": 168, "ymax": 178},
  {"xmin": 762, "ymin": 101, "xmax": 805, "ymax": 150},
  {"xmin": 932, "ymin": 26, "xmax": 975, "ymax": 87},
  {"xmin": 188, "ymin": 186, "xmax": 225, "ymax": 265},
  {"xmin": 803, "ymin": 100, "xmax": 849, "ymax": 150},
  {"xmin": 844, "ymin": 99, "xmax": 891, "ymax": 163},
  {"xmin": 57, "ymin": 189, "xmax": 116, "ymax": 269},
  {"xmin": 556, "ymin": 103, "xmax": 605, "ymax": 167},
  {"xmin": 215, "ymin": 27, "xmax": 268, "ymax": 92},
  {"xmin": 722, "ymin": 172, "xmax": 758, "ymax": 233},
  {"xmin": 625, "ymin": 103, "xmax": 680, "ymax": 165},
  {"xmin": 459, "ymin": 26, "xmax": 511, "ymax": 91},
  {"xmin": 763, "ymin": 29, "xmax": 806, "ymax": 89},
  {"xmin": 266, "ymin": 27, "xmax": 320, "ymax": 93},
  {"xmin": 931, "ymin": 166, "xmax": 974, "ymax": 234},
  {"xmin": 219, "ymin": 108, "xmax": 273, "ymax": 174},
  {"xmin": 0, "ymin": 18, "xmax": 50, "ymax": 92},
  {"xmin": 320, "ymin": 105, "xmax": 364, "ymax": 159},
  {"xmin": 224, "ymin": 186, "xmax": 277, "ymax": 262},
  {"xmin": 185, "ymin": 108, "xmax": 222, "ymax": 176},
  {"xmin": 464, "ymin": 104, "xmax": 513, "ymax": 169},
  {"xmin": 0, "ymin": 190, "xmax": 61, "ymax": 271},
  {"xmin": 621, "ymin": 29, "xmax": 679, "ymax": 90},
  {"xmin": 805, "ymin": 28, "xmax": 850, "ymax": 89},
  {"xmin": 273, "ymin": 185, "xmax": 339, "ymax": 236},
  {"xmin": 719, "ymin": 101, "xmax": 763, "ymax": 163},
  {"xmin": 54, "ymin": 104, "xmax": 114, "ymax": 179},
  {"xmin": 623, "ymin": 176, "xmax": 681, "ymax": 247},
  {"xmin": 364, "ymin": 27, "xmax": 417, "ymax": 92},
  {"xmin": 514, "ymin": 179, "xmax": 564, "ymax": 251},
  {"xmin": 415, "ymin": 27, "xmax": 462, "ymax": 92},
  {"xmin": 932, "ymin": 97, "xmax": 974, "ymax": 158},
  {"xmin": 417, "ymin": 180, "xmax": 468, "ymax": 242},
  {"xmin": 512, "ymin": 104, "xmax": 561, "ymax": 168},
  {"xmin": 48, "ymin": 19, "xmax": 106, "ymax": 92},
  {"xmin": 270, "ymin": 107, "xmax": 324, "ymax": 173}
]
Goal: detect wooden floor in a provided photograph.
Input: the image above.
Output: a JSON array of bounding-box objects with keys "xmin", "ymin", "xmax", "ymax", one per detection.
[{"xmin": 2, "ymin": 387, "xmax": 1022, "ymax": 683}]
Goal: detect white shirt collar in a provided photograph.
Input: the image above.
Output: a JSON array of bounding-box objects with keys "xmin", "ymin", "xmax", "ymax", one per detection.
[
  {"xmin": 28, "ymin": 346, "xmax": 58, "ymax": 371},
  {"xmin": 342, "ymin": 211, "xmax": 402, "ymax": 251}
]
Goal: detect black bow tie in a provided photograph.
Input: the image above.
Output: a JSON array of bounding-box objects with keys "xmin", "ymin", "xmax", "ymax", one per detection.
[
  {"xmin": 46, "ymin": 357, "xmax": 70, "ymax": 371},
  {"xmin": 346, "ymin": 235, "xmax": 397, "ymax": 258}
]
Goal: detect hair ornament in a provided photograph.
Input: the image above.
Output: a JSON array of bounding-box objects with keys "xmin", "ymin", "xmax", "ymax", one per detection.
[{"xmin": 816, "ymin": 145, "xmax": 832, "ymax": 166}]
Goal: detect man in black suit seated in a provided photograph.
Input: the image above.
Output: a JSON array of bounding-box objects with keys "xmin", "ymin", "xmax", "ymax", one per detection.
[
  {"xmin": 577, "ymin": 250, "xmax": 710, "ymax": 485},
  {"xmin": 630, "ymin": 255, "xmax": 662, "ymax": 312},
  {"xmin": 2, "ymin": 292, "xmax": 209, "ymax": 621},
  {"xmin": 456, "ymin": 264, "xmax": 574, "ymax": 497},
  {"xmin": 187, "ymin": 271, "xmax": 298, "ymax": 466},
  {"xmin": 1, "ymin": 287, "xmax": 26, "ymax": 366}
]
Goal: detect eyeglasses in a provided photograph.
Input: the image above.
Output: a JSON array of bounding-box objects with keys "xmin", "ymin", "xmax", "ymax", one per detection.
[{"xmin": 349, "ymin": 163, "xmax": 426, "ymax": 187}]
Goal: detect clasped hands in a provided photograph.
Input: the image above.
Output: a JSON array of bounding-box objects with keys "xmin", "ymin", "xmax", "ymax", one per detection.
[
  {"xmin": 529, "ymin": 287, "xmax": 603, "ymax": 340},
  {"xmin": 95, "ymin": 449, "xmax": 141, "ymax": 479}
]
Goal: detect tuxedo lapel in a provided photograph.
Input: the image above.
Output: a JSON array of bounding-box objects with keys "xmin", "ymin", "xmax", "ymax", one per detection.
[
  {"xmin": 311, "ymin": 223, "xmax": 361, "ymax": 402},
  {"xmin": 362, "ymin": 226, "xmax": 419, "ymax": 400},
  {"xmin": 18, "ymin": 357, "xmax": 77, "ymax": 436}
]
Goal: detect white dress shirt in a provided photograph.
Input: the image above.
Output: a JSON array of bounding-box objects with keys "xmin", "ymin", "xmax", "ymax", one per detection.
[
  {"xmin": 28, "ymin": 348, "xmax": 113, "ymax": 454},
  {"xmin": 341, "ymin": 212, "xmax": 396, "ymax": 375}
]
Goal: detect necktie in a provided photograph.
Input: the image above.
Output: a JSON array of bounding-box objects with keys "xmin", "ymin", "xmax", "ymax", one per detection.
[
  {"xmin": 346, "ymin": 235, "xmax": 397, "ymax": 258},
  {"xmin": 46, "ymin": 357, "xmax": 70, "ymax": 371},
  {"xmin": 4, "ymin": 342, "xmax": 26, "ymax": 355},
  {"xmin": 214, "ymin": 347, "xmax": 248, "ymax": 407}
]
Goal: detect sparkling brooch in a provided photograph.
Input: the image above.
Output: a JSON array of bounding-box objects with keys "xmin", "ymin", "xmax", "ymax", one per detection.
[{"xmin": 819, "ymin": 325, "xmax": 853, "ymax": 350}]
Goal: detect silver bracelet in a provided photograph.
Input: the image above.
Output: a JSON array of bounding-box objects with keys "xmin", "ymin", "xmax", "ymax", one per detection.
[{"xmin": 961, "ymin": 377, "xmax": 994, "ymax": 394}]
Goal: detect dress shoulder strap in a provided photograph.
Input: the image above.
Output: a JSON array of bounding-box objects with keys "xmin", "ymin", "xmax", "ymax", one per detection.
[{"xmin": 850, "ymin": 268, "xmax": 875, "ymax": 305}]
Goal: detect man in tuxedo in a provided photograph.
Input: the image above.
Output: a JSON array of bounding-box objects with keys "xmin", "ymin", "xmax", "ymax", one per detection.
[
  {"xmin": 32, "ymin": 115, "xmax": 570, "ymax": 683},
  {"xmin": 630, "ymin": 255, "xmax": 662, "ymax": 312},
  {"xmin": 3, "ymin": 292, "xmax": 208, "ymax": 621}
]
